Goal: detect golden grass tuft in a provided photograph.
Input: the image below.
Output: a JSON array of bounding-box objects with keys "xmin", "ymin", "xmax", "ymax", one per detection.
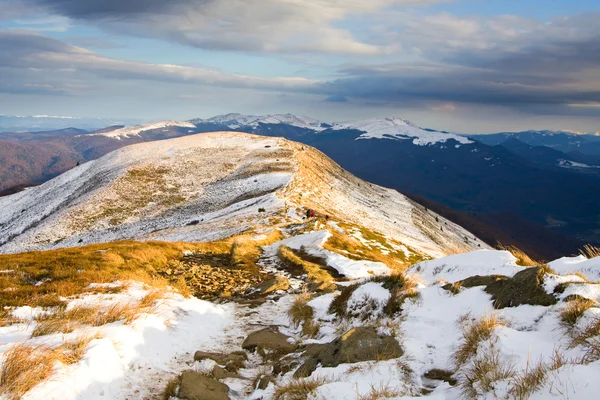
[
  {"xmin": 273, "ymin": 376, "xmax": 330, "ymax": 400},
  {"xmin": 31, "ymin": 303, "xmax": 139, "ymax": 337},
  {"xmin": 499, "ymin": 245, "xmax": 540, "ymax": 267},
  {"xmin": 61, "ymin": 333, "xmax": 100, "ymax": 365},
  {"xmin": 459, "ymin": 342, "xmax": 514, "ymax": 399},
  {"xmin": 288, "ymin": 293, "xmax": 319, "ymax": 338},
  {"xmin": 0, "ymin": 240, "xmax": 215, "ymax": 310},
  {"xmin": 0, "ymin": 342, "xmax": 84, "ymax": 399},
  {"xmin": 356, "ymin": 384, "xmax": 401, "ymax": 400},
  {"xmin": 453, "ymin": 313, "xmax": 505, "ymax": 367},
  {"xmin": 277, "ymin": 245, "xmax": 334, "ymax": 283},
  {"xmin": 570, "ymin": 317, "xmax": 600, "ymax": 363},
  {"xmin": 560, "ymin": 298, "xmax": 595, "ymax": 328},
  {"xmin": 580, "ymin": 244, "xmax": 600, "ymax": 259}
]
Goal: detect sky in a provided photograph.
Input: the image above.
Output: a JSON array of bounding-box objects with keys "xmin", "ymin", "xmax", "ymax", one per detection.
[{"xmin": 0, "ymin": 0, "xmax": 599, "ymax": 133}]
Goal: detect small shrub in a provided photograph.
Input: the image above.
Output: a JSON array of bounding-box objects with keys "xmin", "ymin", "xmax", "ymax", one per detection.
[
  {"xmin": 288, "ymin": 293, "xmax": 319, "ymax": 338},
  {"xmin": 560, "ymin": 298, "xmax": 595, "ymax": 328},
  {"xmin": 453, "ymin": 313, "xmax": 505, "ymax": 367},
  {"xmin": 273, "ymin": 376, "xmax": 330, "ymax": 400},
  {"xmin": 328, "ymin": 283, "xmax": 360, "ymax": 318}
]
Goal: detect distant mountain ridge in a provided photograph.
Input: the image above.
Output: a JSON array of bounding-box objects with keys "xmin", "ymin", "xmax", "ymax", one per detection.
[{"xmin": 1, "ymin": 113, "xmax": 599, "ymax": 258}]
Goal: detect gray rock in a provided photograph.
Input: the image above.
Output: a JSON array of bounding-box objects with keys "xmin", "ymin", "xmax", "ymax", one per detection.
[
  {"xmin": 178, "ymin": 370, "xmax": 230, "ymax": 400},
  {"xmin": 242, "ymin": 327, "xmax": 295, "ymax": 354},
  {"xmin": 255, "ymin": 276, "xmax": 290, "ymax": 294}
]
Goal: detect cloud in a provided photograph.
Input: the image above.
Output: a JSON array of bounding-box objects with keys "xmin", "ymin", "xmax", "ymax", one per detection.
[
  {"xmin": 0, "ymin": 30, "xmax": 319, "ymax": 94},
  {"xmin": 322, "ymin": 12, "xmax": 600, "ymax": 116},
  {"xmin": 14, "ymin": 0, "xmax": 451, "ymax": 55}
]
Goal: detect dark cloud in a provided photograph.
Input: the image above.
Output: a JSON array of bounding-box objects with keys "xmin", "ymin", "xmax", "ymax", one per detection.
[{"xmin": 26, "ymin": 0, "xmax": 202, "ymax": 19}]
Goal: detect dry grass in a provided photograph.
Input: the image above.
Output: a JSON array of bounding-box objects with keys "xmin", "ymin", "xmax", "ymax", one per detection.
[
  {"xmin": 570, "ymin": 317, "xmax": 600, "ymax": 363},
  {"xmin": 328, "ymin": 283, "xmax": 360, "ymax": 318},
  {"xmin": 288, "ymin": 293, "xmax": 319, "ymax": 338},
  {"xmin": 499, "ymin": 245, "xmax": 540, "ymax": 267},
  {"xmin": 277, "ymin": 245, "xmax": 334, "ymax": 283},
  {"xmin": 0, "ymin": 240, "xmax": 213, "ymax": 310},
  {"xmin": 453, "ymin": 313, "xmax": 505, "ymax": 367},
  {"xmin": 508, "ymin": 350, "xmax": 569, "ymax": 400},
  {"xmin": 580, "ymin": 244, "xmax": 600, "ymax": 259},
  {"xmin": 0, "ymin": 338, "xmax": 98, "ymax": 400},
  {"xmin": 356, "ymin": 384, "xmax": 401, "ymax": 400},
  {"xmin": 162, "ymin": 376, "xmax": 180, "ymax": 400},
  {"xmin": 231, "ymin": 230, "xmax": 283, "ymax": 275},
  {"xmin": 560, "ymin": 298, "xmax": 595, "ymax": 328},
  {"xmin": 322, "ymin": 227, "xmax": 417, "ymax": 273},
  {"xmin": 369, "ymin": 274, "xmax": 420, "ymax": 317},
  {"xmin": 31, "ymin": 302, "xmax": 140, "ymax": 337},
  {"xmin": 459, "ymin": 341, "xmax": 515, "ymax": 399},
  {"xmin": 273, "ymin": 376, "xmax": 330, "ymax": 400}
]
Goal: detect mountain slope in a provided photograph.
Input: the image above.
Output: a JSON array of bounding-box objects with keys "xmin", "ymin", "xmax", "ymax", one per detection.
[
  {"xmin": 0, "ymin": 132, "xmax": 484, "ymax": 257},
  {"xmin": 189, "ymin": 114, "xmax": 600, "ymax": 256}
]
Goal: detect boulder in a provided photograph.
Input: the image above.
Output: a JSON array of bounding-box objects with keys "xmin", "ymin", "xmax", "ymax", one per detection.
[
  {"xmin": 293, "ymin": 327, "xmax": 403, "ymax": 378},
  {"xmin": 211, "ymin": 365, "xmax": 239, "ymax": 380},
  {"xmin": 257, "ymin": 375, "xmax": 273, "ymax": 390},
  {"xmin": 194, "ymin": 350, "xmax": 247, "ymax": 372},
  {"xmin": 242, "ymin": 327, "xmax": 295, "ymax": 354},
  {"xmin": 178, "ymin": 370, "xmax": 230, "ymax": 400},
  {"xmin": 193, "ymin": 351, "xmax": 227, "ymax": 363},
  {"xmin": 255, "ymin": 276, "xmax": 290, "ymax": 294}
]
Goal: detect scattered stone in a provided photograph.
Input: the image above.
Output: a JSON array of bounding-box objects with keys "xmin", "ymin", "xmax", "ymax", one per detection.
[
  {"xmin": 255, "ymin": 276, "xmax": 290, "ymax": 294},
  {"xmin": 211, "ymin": 365, "xmax": 239, "ymax": 380},
  {"xmin": 242, "ymin": 326, "xmax": 295, "ymax": 354},
  {"xmin": 257, "ymin": 375, "xmax": 273, "ymax": 390},
  {"xmin": 424, "ymin": 369, "xmax": 457, "ymax": 386},
  {"xmin": 193, "ymin": 351, "xmax": 227, "ymax": 363},
  {"xmin": 294, "ymin": 327, "xmax": 403, "ymax": 378},
  {"xmin": 178, "ymin": 370, "xmax": 230, "ymax": 400},
  {"xmin": 193, "ymin": 351, "xmax": 247, "ymax": 372}
]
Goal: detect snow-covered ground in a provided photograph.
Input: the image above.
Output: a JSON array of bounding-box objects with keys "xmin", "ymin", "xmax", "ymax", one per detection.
[
  {"xmin": 2, "ymin": 231, "xmax": 599, "ymax": 399},
  {"xmin": 85, "ymin": 120, "xmax": 197, "ymax": 140},
  {"xmin": 0, "ymin": 131, "xmax": 484, "ymax": 258}
]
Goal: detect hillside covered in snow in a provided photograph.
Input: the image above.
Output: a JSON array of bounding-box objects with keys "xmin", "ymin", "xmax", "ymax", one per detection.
[{"xmin": 0, "ymin": 131, "xmax": 481, "ymax": 258}]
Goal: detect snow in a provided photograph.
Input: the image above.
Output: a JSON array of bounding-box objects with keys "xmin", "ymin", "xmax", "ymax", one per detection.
[
  {"xmin": 334, "ymin": 117, "xmax": 473, "ymax": 146},
  {"xmin": 0, "ymin": 284, "xmax": 236, "ymax": 400},
  {"xmin": 87, "ymin": 120, "xmax": 196, "ymax": 140},
  {"xmin": 549, "ymin": 255, "xmax": 600, "ymax": 281},
  {"xmin": 195, "ymin": 113, "xmax": 327, "ymax": 131},
  {"xmin": 409, "ymin": 249, "xmax": 522, "ymax": 283}
]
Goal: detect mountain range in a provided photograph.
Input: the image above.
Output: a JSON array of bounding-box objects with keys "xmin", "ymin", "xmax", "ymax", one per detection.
[{"xmin": 1, "ymin": 113, "xmax": 599, "ymax": 259}]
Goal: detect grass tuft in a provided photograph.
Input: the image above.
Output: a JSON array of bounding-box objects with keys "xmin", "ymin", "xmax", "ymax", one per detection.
[
  {"xmin": 453, "ymin": 313, "xmax": 505, "ymax": 367},
  {"xmin": 580, "ymin": 244, "xmax": 600, "ymax": 259},
  {"xmin": 560, "ymin": 298, "xmax": 595, "ymax": 329},
  {"xmin": 459, "ymin": 341, "xmax": 515, "ymax": 399},
  {"xmin": 499, "ymin": 245, "xmax": 540, "ymax": 267},
  {"xmin": 273, "ymin": 376, "xmax": 330, "ymax": 400},
  {"xmin": 162, "ymin": 376, "xmax": 180, "ymax": 400},
  {"xmin": 328, "ymin": 283, "xmax": 360, "ymax": 318},
  {"xmin": 288, "ymin": 293, "xmax": 319, "ymax": 338},
  {"xmin": 356, "ymin": 384, "xmax": 401, "ymax": 400}
]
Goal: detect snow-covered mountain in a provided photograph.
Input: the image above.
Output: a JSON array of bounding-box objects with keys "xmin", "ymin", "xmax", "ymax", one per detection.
[
  {"xmin": 0, "ymin": 131, "xmax": 483, "ymax": 257},
  {"xmin": 85, "ymin": 120, "xmax": 197, "ymax": 140},
  {"xmin": 191, "ymin": 114, "xmax": 471, "ymax": 146}
]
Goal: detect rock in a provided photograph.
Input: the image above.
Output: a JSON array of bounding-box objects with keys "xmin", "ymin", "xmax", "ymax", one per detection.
[
  {"xmin": 424, "ymin": 369, "xmax": 457, "ymax": 386},
  {"xmin": 255, "ymin": 276, "xmax": 290, "ymax": 294},
  {"xmin": 293, "ymin": 327, "xmax": 403, "ymax": 378},
  {"xmin": 307, "ymin": 281, "xmax": 338, "ymax": 293},
  {"xmin": 293, "ymin": 357, "xmax": 319, "ymax": 378},
  {"xmin": 194, "ymin": 351, "xmax": 227, "ymax": 363},
  {"xmin": 212, "ymin": 365, "xmax": 238, "ymax": 380},
  {"xmin": 242, "ymin": 327, "xmax": 295, "ymax": 354},
  {"xmin": 178, "ymin": 370, "xmax": 230, "ymax": 400},
  {"xmin": 257, "ymin": 375, "xmax": 273, "ymax": 390},
  {"xmin": 485, "ymin": 267, "xmax": 557, "ymax": 308},
  {"xmin": 443, "ymin": 267, "xmax": 558, "ymax": 309},
  {"xmin": 337, "ymin": 327, "xmax": 403, "ymax": 365}
]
